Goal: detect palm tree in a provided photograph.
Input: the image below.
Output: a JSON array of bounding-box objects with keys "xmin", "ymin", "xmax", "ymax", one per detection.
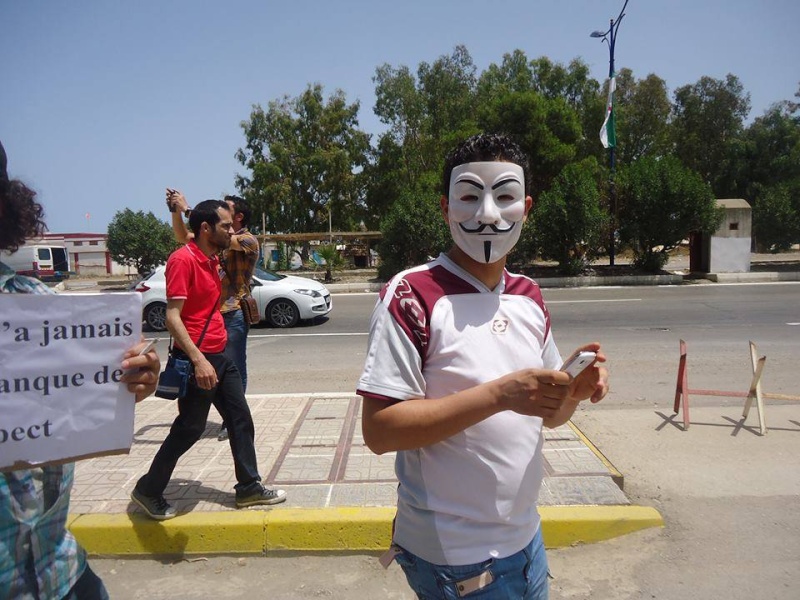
[{"xmin": 314, "ymin": 244, "xmax": 346, "ymax": 283}]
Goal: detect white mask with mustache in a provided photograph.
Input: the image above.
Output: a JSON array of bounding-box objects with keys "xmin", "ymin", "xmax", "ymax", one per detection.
[{"xmin": 447, "ymin": 161, "xmax": 527, "ymax": 264}]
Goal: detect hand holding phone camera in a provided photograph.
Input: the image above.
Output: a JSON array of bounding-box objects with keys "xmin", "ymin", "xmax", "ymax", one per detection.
[{"xmin": 561, "ymin": 351, "xmax": 597, "ymax": 379}]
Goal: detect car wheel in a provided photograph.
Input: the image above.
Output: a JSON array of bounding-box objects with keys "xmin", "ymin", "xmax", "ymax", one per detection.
[
  {"xmin": 144, "ymin": 302, "xmax": 167, "ymax": 332},
  {"xmin": 266, "ymin": 298, "xmax": 299, "ymax": 328}
]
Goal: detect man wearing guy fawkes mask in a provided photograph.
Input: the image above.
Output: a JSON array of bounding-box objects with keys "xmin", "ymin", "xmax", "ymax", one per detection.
[{"xmin": 358, "ymin": 134, "xmax": 610, "ymax": 599}]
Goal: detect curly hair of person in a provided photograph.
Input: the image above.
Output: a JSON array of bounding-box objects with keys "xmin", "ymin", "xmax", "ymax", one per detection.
[{"xmin": 0, "ymin": 179, "xmax": 48, "ymax": 252}]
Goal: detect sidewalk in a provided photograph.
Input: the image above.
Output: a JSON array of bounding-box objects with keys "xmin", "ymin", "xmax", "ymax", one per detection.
[
  {"xmin": 68, "ymin": 393, "xmax": 662, "ymax": 556},
  {"xmin": 57, "ymin": 251, "xmax": 800, "ymax": 293}
]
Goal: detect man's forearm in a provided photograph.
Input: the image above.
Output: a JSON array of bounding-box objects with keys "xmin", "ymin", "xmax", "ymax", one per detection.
[
  {"xmin": 543, "ymin": 398, "xmax": 580, "ymax": 429},
  {"xmin": 170, "ymin": 211, "xmax": 192, "ymax": 244},
  {"xmin": 361, "ymin": 384, "xmax": 503, "ymax": 455},
  {"xmin": 165, "ymin": 307, "xmax": 204, "ymax": 363}
]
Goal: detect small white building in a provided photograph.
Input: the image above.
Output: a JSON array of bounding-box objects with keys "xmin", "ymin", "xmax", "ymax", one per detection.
[
  {"xmin": 38, "ymin": 233, "xmax": 129, "ymax": 277},
  {"xmin": 691, "ymin": 199, "xmax": 752, "ymax": 274}
]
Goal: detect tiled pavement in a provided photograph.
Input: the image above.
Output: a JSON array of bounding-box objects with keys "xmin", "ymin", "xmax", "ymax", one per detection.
[
  {"xmin": 70, "ymin": 393, "xmax": 630, "ymax": 517},
  {"xmin": 67, "ymin": 393, "xmax": 664, "ymax": 555}
]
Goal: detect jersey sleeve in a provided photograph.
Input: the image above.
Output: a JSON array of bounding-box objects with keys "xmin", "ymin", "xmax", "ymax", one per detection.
[
  {"xmin": 541, "ymin": 328, "xmax": 563, "ymax": 370},
  {"xmin": 357, "ymin": 278, "xmax": 427, "ymax": 402}
]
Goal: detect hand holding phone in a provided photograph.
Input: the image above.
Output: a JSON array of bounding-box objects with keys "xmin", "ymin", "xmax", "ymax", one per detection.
[{"xmin": 561, "ymin": 350, "xmax": 597, "ymax": 378}]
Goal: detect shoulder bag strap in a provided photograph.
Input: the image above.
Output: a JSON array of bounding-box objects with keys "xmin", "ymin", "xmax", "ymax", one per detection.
[{"xmin": 167, "ymin": 293, "xmax": 220, "ymax": 353}]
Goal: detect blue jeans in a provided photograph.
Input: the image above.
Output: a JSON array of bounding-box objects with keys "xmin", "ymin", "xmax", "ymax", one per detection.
[
  {"xmin": 136, "ymin": 352, "xmax": 262, "ymax": 496},
  {"xmin": 223, "ymin": 309, "xmax": 249, "ymax": 392},
  {"xmin": 62, "ymin": 563, "xmax": 109, "ymax": 600},
  {"xmin": 394, "ymin": 528, "xmax": 549, "ymax": 599}
]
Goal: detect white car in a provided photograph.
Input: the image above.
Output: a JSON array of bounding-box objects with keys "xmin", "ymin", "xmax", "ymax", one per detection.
[{"xmin": 135, "ymin": 265, "xmax": 332, "ymax": 331}]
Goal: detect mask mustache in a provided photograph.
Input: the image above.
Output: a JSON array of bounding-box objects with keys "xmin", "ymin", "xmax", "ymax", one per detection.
[{"xmin": 458, "ymin": 222, "xmax": 516, "ymax": 234}]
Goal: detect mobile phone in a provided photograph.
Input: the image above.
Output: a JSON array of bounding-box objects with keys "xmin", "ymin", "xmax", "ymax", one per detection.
[{"xmin": 561, "ymin": 351, "xmax": 597, "ymax": 378}]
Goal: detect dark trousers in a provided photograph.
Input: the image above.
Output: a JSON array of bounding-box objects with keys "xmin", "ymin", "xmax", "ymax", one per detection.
[{"xmin": 136, "ymin": 352, "xmax": 262, "ymax": 497}]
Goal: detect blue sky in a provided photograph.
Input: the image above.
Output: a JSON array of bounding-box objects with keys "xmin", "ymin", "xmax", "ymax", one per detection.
[{"xmin": 2, "ymin": 0, "xmax": 798, "ymax": 234}]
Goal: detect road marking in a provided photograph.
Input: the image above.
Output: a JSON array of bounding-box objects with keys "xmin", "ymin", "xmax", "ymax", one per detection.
[
  {"xmin": 249, "ymin": 332, "xmax": 368, "ymax": 339},
  {"xmin": 547, "ymin": 298, "xmax": 642, "ymax": 304},
  {"xmin": 788, "ymin": 323, "xmax": 800, "ymax": 326}
]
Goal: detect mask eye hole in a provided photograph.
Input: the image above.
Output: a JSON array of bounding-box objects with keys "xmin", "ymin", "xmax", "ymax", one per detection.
[{"xmin": 458, "ymin": 194, "xmax": 479, "ymax": 202}]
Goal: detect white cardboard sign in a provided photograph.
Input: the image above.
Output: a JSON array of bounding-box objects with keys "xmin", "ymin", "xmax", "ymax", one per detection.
[{"xmin": 0, "ymin": 292, "xmax": 143, "ymax": 470}]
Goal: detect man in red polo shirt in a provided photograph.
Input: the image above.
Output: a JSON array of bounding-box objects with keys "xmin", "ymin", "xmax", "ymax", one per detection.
[{"xmin": 131, "ymin": 199, "xmax": 286, "ymax": 519}]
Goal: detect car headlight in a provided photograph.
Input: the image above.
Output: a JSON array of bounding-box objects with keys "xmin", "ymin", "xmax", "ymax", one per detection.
[{"xmin": 294, "ymin": 288, "xmax": 322, "ymax": 298}]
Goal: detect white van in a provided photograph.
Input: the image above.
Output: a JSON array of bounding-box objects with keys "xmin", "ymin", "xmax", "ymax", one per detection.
[{"xmin": 0, "ymin": 245, "xmax": 71, "ymax": 280}]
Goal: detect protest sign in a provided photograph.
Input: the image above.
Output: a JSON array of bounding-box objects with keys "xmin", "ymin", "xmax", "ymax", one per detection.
[{"xmin": 0, "ymin": 292, "xmax": 143, "ymax": 470}]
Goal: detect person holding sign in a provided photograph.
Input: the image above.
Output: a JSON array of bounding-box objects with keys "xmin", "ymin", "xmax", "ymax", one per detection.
[
  {"xmin": 0, "ymin": 140, "xmax": 161, "ymax": 600},
  {"xmin": 131, "ymin": 199, "xmax": 285, "ymax": 521}
]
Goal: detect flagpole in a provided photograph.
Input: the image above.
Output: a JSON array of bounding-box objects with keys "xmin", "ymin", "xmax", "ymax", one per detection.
[{"xmin": 591, "ymin": 0, "xmax": 628, "ymax": 267}]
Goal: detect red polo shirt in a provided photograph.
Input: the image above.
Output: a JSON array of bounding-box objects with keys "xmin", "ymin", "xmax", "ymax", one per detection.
[{"xmin": 165, "ymin": 241, "xmax": 227, "ymax": 353}]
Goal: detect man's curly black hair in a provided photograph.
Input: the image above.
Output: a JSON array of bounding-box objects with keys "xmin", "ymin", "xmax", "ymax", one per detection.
[{"xmin": 442, "ymin": 133, "xmax": 531, "ymax": 198}]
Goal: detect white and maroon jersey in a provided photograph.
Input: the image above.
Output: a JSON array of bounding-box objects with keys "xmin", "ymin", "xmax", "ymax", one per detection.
[{"xmin": 357, "ymin": 253, "xmax": 562, "ymax": 565}]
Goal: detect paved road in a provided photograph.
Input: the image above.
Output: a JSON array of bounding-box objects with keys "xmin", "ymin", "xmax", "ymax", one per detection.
[{"xmin": 234, "ymin": 282, "xmax": 800, "ymax": 403}]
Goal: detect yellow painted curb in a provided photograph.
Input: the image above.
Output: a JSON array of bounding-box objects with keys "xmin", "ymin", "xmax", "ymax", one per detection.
[
  {"xmin": 69, "ymin": 505, "xmax": 662, "ymax": 556},
  {"xmin": 69, "ymin": 511, "xmax": 266, "ymax": 555},
  {"xmin": 567, "ymin": 421, "xmax": 625, "ymax": 488},
  {"xmin": 264, "ymin": 507, "xmax": 395, "ymax": 551},
  {"xmin": 540, "ymin": 505, "xmax": 664, "ymax": 548}
]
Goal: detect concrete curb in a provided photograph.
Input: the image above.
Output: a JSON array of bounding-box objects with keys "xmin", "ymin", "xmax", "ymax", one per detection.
[
  {"xmin": 323, "ymin": 271, "xmax": 800, "ymax": 293},
  {"xmin": 707, "ymin": 271, "xmax": 800, "ymax": 283},
  {"xmin": 323, "ymin": 274, "xmax": 684, "ymax": 293},
  {"xmin": 68, "ymin": 506, "xmax": 663, "ymax": 556},
  {"xmin": 568, "ymin": 422, "xmax": 625, "ymax": 490}
]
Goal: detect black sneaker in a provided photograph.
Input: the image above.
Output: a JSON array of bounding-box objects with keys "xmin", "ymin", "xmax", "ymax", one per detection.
[
  {"xmin": 131, "ymin": 488, "xmax": 177, "ymax": 520},
  {"xmin": 235, "ymin": 486, "xmax": 287, "ymax": 508}
]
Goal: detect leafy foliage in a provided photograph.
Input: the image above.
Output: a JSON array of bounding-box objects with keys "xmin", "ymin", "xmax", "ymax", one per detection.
[
  {"xmin": 753, "ymin": 183, "xmax": 800, "ymax": 252},
  {"xmin": 232, "ymin": 49, "xmax": 799, "ymax": 278},
  {"xmin": 312, "ymin": 243, "xmax": 346, "ymax": 283},
  {"xmin": 671, "ymin": 74, "xmax": 751, "ymax": 196},
  {"xmin": 235, "ymin": 84, "xmax": 371, "ymax": 234},
  {"xmin": 107, "ymin": 209, "xmax": 177, "ymax": 275},
  {"xmin": 618, "ymin": 157, "xmax": 722, "ymax": 272},
  {"xmin": 526, "ymin": 158, "xmax": 609, "ymax": 275},
  {"xmin": 612, "ymin": 69, "xmax": 672, "ymax": 162},
  {"xmin": 376, "ymin": 173, "xmax": 450, "ymax": 281}
]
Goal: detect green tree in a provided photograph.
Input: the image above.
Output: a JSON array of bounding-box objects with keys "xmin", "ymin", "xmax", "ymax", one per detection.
[
  {"xmin": 477, "ymin": 54, "xmax": 601, "ymax": 163},
  {"xmin": 376, "ymin": 173, "xmax": 450, "ymax": 280},
  {"xmin": 618, "ymin": 156, "xmax": 722, "ymax": 272},
  {"xmin": 735, "ymin": 97, "xmax": 800, "ymax": 250},
  {"xmin": 671, "ymin": 74, "xmax": 751, "ymax": 196},
  {"xmin": 525, "ymin": 157, "xmax": 609, "ymax": 275},
  {"xmin": 370, "ymin": 45, "xmax": 479, "ymax": 202},
  {"xmin": 612, "ymin": 69, "xmax": 672, "ymax": 163},
  {"xmin": 106, "ymin": 209, "xmax": 177, "ymax": 276},
  {"xmin": 478, "ymin": 90, "xmax": 581, "ymax": 198},
  {"xmin": 235, "ymin": 84, "xmax": 371, "ymax": 238},
  {"xmin": 312, "ymin": 243, "xmax": 346, "ymax": 283},
  {"xmin": 752, "ymin": 183, "xmax": 800, "ymax": 252}
]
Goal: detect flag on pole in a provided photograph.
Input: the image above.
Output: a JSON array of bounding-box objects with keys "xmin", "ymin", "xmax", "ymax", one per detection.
[{"xmin": 600, "ymin": 74, "xmax": 617, "ymax": 149}]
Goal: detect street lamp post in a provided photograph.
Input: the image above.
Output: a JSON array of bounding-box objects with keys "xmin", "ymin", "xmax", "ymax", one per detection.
[{"xmin": 591, "ymin": 0, "xmax": 628, "ymax": 267}]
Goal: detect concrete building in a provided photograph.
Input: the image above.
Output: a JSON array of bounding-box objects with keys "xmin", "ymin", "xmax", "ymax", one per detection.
[{"xmin": 38, "ymin": 232, "xmax": 130, "ymax": 277}]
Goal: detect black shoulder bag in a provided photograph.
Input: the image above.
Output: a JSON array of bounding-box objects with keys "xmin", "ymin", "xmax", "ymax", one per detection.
[{"xmin": 154, "ymin": 303, "xmax": 217, "ymax": 400}]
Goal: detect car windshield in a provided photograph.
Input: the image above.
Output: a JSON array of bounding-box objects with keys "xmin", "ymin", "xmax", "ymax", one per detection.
[{"xmin": 253, "ymin": 267, "xmax": 286, "ymax": 282}]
